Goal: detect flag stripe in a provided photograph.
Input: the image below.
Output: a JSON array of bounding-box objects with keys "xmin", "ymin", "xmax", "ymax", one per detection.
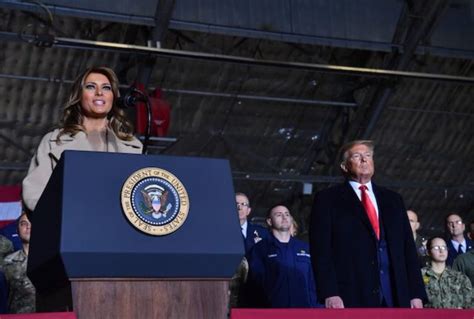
[
  {"xmin": 0, "ymin": 185, "xmax": 21, "ymax": 202},
  {"xmin": 0, "ymin": 185, "xmax": 22, "ymax": 221}
]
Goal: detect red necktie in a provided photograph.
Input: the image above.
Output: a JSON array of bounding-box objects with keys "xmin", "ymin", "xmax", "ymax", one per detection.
[{"xmin": 359, "ymin": 185, "xmax": 379, "ymax": 239}]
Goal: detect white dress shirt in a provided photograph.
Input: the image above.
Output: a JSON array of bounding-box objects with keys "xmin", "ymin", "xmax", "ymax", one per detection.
[
  {"xmin": 349, "ymin": 180, "xmax": 379, "ymax": 217},
  {"xmin": 451, "ymin": 239, "xmax": 466, "ymax": 253},
  {"xmin": 241, "ymin": 220, "xmax": 248, "ymax": 238}
]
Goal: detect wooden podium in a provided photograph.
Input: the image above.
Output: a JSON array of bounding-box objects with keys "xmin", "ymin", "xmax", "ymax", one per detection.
[
  {"xmin": 27, "ymin": 151, "xmax": 243, "ymax": 319},
  {"xmin": 71, "ymin": 280, "xmax": 229, "ymax": 319}
]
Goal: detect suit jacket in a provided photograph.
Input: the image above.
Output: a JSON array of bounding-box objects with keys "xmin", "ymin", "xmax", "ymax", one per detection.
[
  {"xmin": 22, "ymin": 128, "xmax": 142, "ymax": 211},
  {"xmin": 446, "ymin": 236, "xmax": 474, "ymax": 266},
  {"xmin": 244, "ymin": 223, "xmax": 269, "ymax": 253},
  {"xmin": 309, "ymin": 182, "xmax": 427, "ymax": 307}
]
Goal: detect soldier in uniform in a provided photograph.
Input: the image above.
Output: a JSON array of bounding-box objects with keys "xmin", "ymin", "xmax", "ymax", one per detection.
[
  {"xmin": 0, "ymin": 235, "xmax": 13, "ymax": 264},
  {"xmin": 407, "ymin": 210, "xmax": 429, "ymax": 267},
  {"xmin": 246, "ymin": 204, "xmax": 322, "ymax": 308},
  {"xmin": 0, "ymin": 234, "xmax": 13, "ymax": 314},
  {"xmin": 422, "ymin": 236, "xmax": 473, "ymax": 308},
  {"xmin": 3, "ymin": 212, "xmax": 35, "ymax": 313},
  {"xmin": 228, "ymin": 257, "xmax": 249, "ymax": 308}
]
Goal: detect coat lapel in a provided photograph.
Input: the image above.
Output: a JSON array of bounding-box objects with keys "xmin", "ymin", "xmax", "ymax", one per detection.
[
  {"xmin": 107, "ymin": 128, "xmax": 142, "ymax": 153},
  {"xmin": 342, "ymin": 182, "xmax": 375, "ymax": 237}
]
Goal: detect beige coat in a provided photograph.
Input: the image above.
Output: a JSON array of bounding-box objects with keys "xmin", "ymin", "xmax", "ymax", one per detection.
[{"xmin": 22, "ymin": 128, "xmax": 143, "ymax": 211}]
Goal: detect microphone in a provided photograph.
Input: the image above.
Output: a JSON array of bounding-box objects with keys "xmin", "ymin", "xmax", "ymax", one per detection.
[{"xmin": 117, "ymin": 87, "xmax": 146, "ymax": 108}]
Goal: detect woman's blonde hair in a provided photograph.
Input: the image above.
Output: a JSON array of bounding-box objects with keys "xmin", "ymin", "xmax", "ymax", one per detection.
[{"xmin": 58, "ymin": 66, "xmax": 135, "ymax": 141}]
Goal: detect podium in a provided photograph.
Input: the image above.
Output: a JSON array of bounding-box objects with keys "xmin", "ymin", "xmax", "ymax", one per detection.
[{"xmin": 27, "ymin": 151, "xmax": 244, "ymax": 319}]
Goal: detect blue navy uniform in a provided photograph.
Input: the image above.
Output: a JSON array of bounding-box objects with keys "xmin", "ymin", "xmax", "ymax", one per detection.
[
  {"xmin": 244, "ymin": 223, "xmax": 269, "ymax": 253},
  {"xmin": 246, "ymin": 234, "xmax": 322, "ymax": 308}
]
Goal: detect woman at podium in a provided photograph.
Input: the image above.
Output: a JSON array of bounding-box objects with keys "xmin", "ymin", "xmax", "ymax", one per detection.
[{"xmin": 22, "ymin": 66, "xmax": 143, "ymax": 212}]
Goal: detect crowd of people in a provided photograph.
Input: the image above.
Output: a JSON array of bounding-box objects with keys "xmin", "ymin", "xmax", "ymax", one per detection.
[
  {"xmin": 0, "ymin": 66, "xmax": 472, "ymax": 313},
  {"xmin": 232, "ymin": 140, "xmax": 474, "ymax": 309}
]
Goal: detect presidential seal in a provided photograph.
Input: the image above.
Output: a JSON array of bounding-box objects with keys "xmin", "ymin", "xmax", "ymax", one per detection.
[{"xmin": 121, "ymin": 167, "xmax": 189, "ymax": 236}]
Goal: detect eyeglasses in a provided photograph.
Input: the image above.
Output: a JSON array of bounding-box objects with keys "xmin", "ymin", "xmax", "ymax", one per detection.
[
  {"xmin": 236, "ymin": 202, "xmax": 249, "ymax": 208},
  {"xmin": 447, "ymin": 220, "xmax": 463, "ymax": 226},
  {"xmin": 430, "ymin": 245, "xmax": 447, "ymax": 251},
  {"xmin": 349, "ymin": 152, "xmax": 373, "ymax": 161}
]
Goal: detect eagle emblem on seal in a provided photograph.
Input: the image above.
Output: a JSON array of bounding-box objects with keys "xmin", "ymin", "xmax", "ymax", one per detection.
[{"xmin": 141, "ymin": 184, "xmax": 173, "ymax": 219}]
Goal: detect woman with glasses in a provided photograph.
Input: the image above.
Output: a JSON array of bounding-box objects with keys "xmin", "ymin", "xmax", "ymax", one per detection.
[
  {"xmin": 22, "ymin": 66, "xmax": 142, "ymax": 212},
  {"xmin": 421, "ymin": 236, "xmax": 473, "ymax": 308}
]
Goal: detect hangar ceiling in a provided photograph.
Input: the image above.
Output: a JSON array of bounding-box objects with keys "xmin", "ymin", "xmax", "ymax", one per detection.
[{"xmin": 1, "ymin": 0, "xmax": 474, "ymax": 238}]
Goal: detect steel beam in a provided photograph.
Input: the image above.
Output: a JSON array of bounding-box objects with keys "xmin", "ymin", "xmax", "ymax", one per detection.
[
  {"xmin": 0, "ymin": 72, "xmax": 355, "ymax": 108},
  {"xmin": 0, "ymin": 0, "xmax": 155, "ymax": 26},
  {"xmin": 51, "ymin": 36, "xmax": 474, "ymax": 85},
  {"xmin": 1, "ymin": 30, "xmax": 473, "ymax": 84}
]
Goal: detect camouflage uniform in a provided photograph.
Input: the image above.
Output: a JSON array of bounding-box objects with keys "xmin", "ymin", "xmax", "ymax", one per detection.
[
  {"xmin": 0, "ymin": 235, "xmax": 13, "ymax": 265},
  {"xmin": 421, "ymin": 266, "xmax": 473, "ymax": 308},
  {"xmin": 3, "ymin": 249, "xmax": 36, "ymax": 313},
  {"xmin": 229, "ymin": 257, "xmax": 249, "ymax": 308},
  {"xmin": 0, "ymin": 235, "xmax": 12, "ymax": 314}
]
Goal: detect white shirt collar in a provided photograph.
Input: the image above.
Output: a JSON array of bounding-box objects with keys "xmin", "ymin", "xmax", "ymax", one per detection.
[
  {"xmin": 241, "ymin": 220, "xmax": 248, "ymax": 238},
  {"xmin": 349, "ymin": 180, "xmax": 374, "ymax": 194},
  {"xmin": 451, "ymin": 239, "xmax": 466, "ymax": 252},
  {"xmin": 348, "ymin": 180, "xmax": 379, "ymax": 216}
]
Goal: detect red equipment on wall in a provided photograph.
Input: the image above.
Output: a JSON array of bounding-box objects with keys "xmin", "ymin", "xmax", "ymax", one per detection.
[{"xmin": 134, "ymin": 83, "xmax": 171, "ymax": 137}]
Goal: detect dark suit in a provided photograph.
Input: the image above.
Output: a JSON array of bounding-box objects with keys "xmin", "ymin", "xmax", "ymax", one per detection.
[
  {"xmin": 309, "ymin": 182, "xmax": 427, "ymax": 307},
  {"xmin": 446, "ymin": 236, "xmax": 473, "ymax": 266},
  {"xmin": 244, "ymin": 223, "xmax": 269, "ymax": 253}
]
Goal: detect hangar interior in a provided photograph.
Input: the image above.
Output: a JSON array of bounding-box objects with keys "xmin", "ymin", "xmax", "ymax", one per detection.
[{"xmin": 1, "ymin": 0, "xmax": 474, "ymax": 238}]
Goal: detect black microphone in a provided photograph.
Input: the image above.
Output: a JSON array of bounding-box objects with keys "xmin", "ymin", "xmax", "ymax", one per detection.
[{"xmin": 117, "ymin": 87, "xmax": 146, "ymax": 108}]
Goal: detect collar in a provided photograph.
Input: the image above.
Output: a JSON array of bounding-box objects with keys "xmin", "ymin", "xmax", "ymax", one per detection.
[
  {"xmin": 349, "ymin": 180, "xmax": 374, "ymax": 193},
  {"xmin": 49, "ymin": 128, "xmax": 141, "ymax": 160},
  {"xmin": 451, "ymin": 239, "xmax": 467, "ymax": 251},
  {"xmin": 241, "ymin": 221, "xmax": 248, "ymax": 237}
]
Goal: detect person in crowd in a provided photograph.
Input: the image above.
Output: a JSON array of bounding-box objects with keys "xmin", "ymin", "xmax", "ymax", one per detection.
[
  {"xmin": 228, "ymin": 257, "xmax": 249, "ymax": 309},
  {"xmin": 246, "ymin": 204, "xmax": 322, "ymax": 308},
  {"xmin": 407, "ymin": 210, "xmax": 429, "ymax": 267},
  {"xmin": 22, "ymin": 66, "xmax": 143, "ymax": 212},
  {"xmin": 445, "ymin": 213, "xmax": 473, "ymax": 266},
  {"xmin": 0, "ymin": 220, "xmax": 21, "ymax": 252},
  {"xmin": 0, "ymin": 235, "xmax": 13, "ymax": 264},
  {"xmin": 452, "ymin": 246, "xmax": 474, "ymax": 287},
  {"xmin": 0, "ymin": 235, "xmax": 13, "ymax": 314},
  {"xmin": 467, "ymin": 220, "xmax": 474, "ymax": 240},
  {"xmin": 422, "ymin": 236, "xmax": 472, "ymax": 308},
  {"xmin": 236, "ymin": 192, "xmax": 269, "ymax": 253},
  {"xmin": 290, "ymin": 217, "xmax": 299, "ymax": 237},
  {"xmin": 310, "ymin": 140, "xmax": 426, "ymax": 308},
  {"xmin": 3, "ymin": 212, "xmax": 35, "ymax": 313},
  {"xmin": 229, "ymin": 192, "xmax": 269, "ymax": 308}
]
